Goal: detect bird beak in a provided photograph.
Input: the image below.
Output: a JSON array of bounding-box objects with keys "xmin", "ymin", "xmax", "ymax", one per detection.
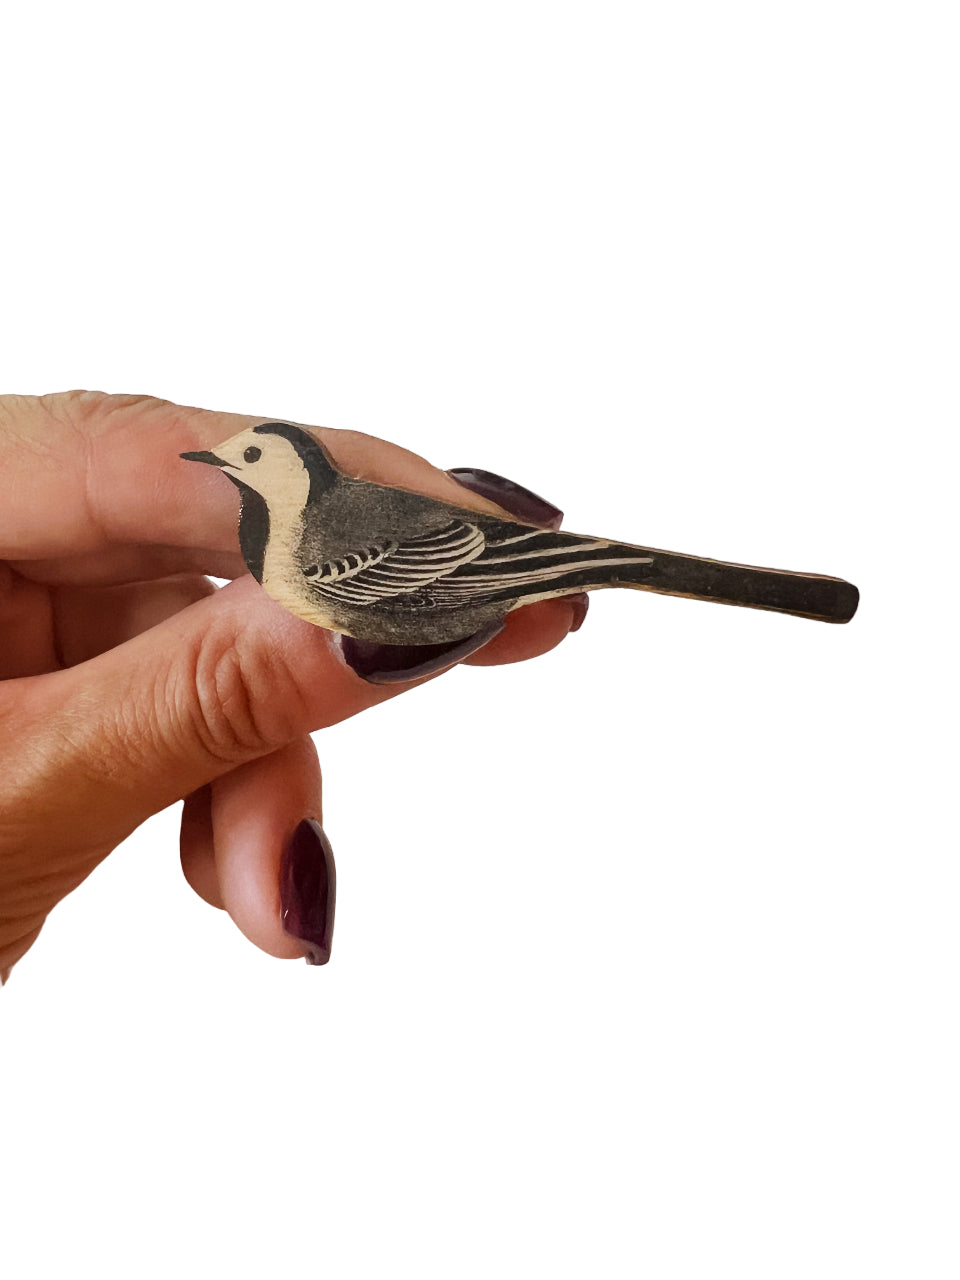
[{"xmin": 180, "ymin": 450, "xmax": 227, "ymax": 467}]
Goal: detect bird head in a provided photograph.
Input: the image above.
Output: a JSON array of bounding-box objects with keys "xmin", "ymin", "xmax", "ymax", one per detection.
[{"xmin": 181, "ymin": 422, "xmax": 339, "ymax": 504}]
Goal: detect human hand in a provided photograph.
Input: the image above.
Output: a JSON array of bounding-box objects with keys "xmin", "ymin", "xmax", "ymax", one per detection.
[{"xmin": 0, "ymin": 392, "xmax": 586, "ymax": 983}]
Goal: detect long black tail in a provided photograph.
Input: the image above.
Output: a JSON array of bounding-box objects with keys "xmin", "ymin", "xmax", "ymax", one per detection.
[
  {"xmin": 608, "ymin": 541, "xmax": 859, "ymax": 623},
  {"xmin": 462, "ymin": 523, "xmax": 859, "ymax": 623}
]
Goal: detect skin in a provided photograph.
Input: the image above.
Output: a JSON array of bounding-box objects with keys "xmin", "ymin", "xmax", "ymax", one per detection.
[{"xmin": 0, "ymin": 392, "xmax": 582, "ymax": 983}]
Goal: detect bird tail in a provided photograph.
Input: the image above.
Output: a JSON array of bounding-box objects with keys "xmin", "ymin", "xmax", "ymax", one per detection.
[
  {"xmin": 468, "ymin": 525, "xmax": 858, "ymax": 623},
  {"xmin": 605, "ymin": 540, "xmax": 859, "ymax": 623}
]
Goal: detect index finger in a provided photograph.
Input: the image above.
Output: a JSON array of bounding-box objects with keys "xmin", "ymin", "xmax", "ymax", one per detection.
[{"xmin": 0, "ymin": 392, "xmax": 514, "ymax": 565}]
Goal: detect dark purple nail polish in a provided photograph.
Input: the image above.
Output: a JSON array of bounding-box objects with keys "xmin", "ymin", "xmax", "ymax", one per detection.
[
  {"xmin": 281, "ymin": 819, "xmax": 336, "ymax": 966},
  {"xmin": 339, "ymin": 619, "xmax": 505, "ymax": 685},
  {"xmin": 447, "ymin": 467, "xmax": 563, "ymax": 530},
  {"xmin": 567, "ymin": 593, "xmax": 589, "ymax": 632}
]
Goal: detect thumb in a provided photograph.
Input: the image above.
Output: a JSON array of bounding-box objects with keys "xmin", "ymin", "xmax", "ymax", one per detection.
[
  {"xmin": 16, "ymin": 573, "xmax": 578, "ymax": 853},
  {"xmin": 1, "ymin": 550, "xmax": 577, "ymax": 982},
  {"xmin": 15, "ymin": 576, "xmax": 405, "ymax": 848}
]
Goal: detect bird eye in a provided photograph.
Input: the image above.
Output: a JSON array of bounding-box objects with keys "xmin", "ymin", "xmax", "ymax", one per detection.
[{"xmin": 243, "ymin": 446, "xmax": 262, "ymax": 463}]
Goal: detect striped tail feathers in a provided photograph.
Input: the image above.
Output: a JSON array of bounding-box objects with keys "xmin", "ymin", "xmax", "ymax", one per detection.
[
  {"xmin": 424, "ymin": 524, "xmax": 658, "ymax": 608},
  {"xmin": 454, "ymin": 523, "xmax": 858, "ymax": 623}
]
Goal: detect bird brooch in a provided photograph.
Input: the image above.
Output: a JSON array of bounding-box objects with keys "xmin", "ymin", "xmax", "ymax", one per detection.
[{"xmin": 182, "ymin": 422, "xmax": 858, "ymax": 655}]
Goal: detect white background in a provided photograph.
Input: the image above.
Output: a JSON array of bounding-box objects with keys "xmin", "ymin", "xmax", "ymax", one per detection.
[{"xmin": 1, "ymin": 3, "xmax": 956, "ymax": 1277}]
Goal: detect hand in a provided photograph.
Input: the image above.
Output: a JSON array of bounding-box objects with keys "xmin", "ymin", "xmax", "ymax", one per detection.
[{"xmin": 0, "ymin": 392, "xmax": 585, "ymax": 982}]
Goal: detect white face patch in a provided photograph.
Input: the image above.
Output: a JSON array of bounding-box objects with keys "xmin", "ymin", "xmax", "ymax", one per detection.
[
  {"xmin": 207, "ymin": 428, "xmax": 317, "ymax": 617},
  {"xmin": 213, "ymin": 428, "xmax": 309, "ymax": 506}
]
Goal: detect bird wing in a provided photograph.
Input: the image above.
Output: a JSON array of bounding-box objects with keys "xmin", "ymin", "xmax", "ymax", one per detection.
[
  {"xmin": 305, "ymin": 519, "xmax": 655, "ymax": 611},
  {"xmin": 304, "ymin": 519, "xmax": 486, "ymax": 604},
  {"xmin": 422, "ymin": 526, "xmax": 655, "ymax": 606}
]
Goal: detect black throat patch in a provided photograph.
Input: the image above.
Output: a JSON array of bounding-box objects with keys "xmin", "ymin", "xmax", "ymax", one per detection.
[{"xmin": 235, "ymin": 483, "xmax": 270, "ymax": 584}]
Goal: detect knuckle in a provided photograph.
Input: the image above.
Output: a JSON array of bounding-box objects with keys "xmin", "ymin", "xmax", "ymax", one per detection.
[
  {"xmin": 41, "ymin": 390, "xmax": 174, "ymax": 425},
  {"xmin": 187, "ymin": 628, "xmax": 305, "ymax": 765}
]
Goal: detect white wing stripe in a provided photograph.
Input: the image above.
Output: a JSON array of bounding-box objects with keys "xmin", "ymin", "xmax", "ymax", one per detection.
[
  {"xmin": 405, "ymin": 523, "xmax": 467, "ymax": 545},
  {"xmin": 484, "ymin": 530, "xmax": 544, "ymax": 547},
  {"xmin": 308, "ymin": 521, "xmax": 485, "ymax": 603},
  {"xmin": 478, "ymin": 542, "xmax": 609, "ymax": 564},
  {"xmin": 431, "ymin": 555, "xmax": 654, "ymax": 594}
]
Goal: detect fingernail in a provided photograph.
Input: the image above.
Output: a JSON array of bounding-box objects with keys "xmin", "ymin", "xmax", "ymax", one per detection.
[
  {"xmin": 567, "ymin": 593, "xmax": 589, "ymax": 632},
  {"xmin": 339, "ymin": 619, "xmax": 505, "ymax": 685},
  {"xmin": 447, "ymin": 467, "xmax": 563, "ymax": 530},
  {"xmin": 281, "ymin": 819, "xmax": 336, "ymax": 966}
]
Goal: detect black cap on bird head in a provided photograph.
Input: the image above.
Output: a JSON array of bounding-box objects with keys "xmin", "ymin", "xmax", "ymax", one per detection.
[{"xmin": 251, "ymin": 422, "xmax": 339, "ymax": 501}]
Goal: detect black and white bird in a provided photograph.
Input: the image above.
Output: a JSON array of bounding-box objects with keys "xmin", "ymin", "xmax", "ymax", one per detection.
[{"xmin": 182, "ymin": 422, "xmax": 858, "ymax": 644}]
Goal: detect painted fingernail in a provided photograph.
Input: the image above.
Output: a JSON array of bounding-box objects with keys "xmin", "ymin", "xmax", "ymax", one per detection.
[
  {"xmin": 567, "ymin": 593, "xmax": 589, "ymax": 632},
  {"xmin": 447, "ymin": 467, "xmax": 563, "ymax": 530},
  {"xmin": 339, "ymin": 619, "xmax": 505, "ymax": 685},
  {"xmin": 281, "ymin": 819, "xmax": 336, "ymax": 966}
]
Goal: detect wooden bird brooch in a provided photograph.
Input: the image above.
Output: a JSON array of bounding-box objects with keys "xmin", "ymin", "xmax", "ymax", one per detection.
[{"xmin": 182, "ymin": 422, "xmax": 859, "ymax": 650}]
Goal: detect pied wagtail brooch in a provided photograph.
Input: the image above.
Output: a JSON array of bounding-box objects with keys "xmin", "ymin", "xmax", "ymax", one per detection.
[{"xmin": 182, "ymin": 422, "xmax": 858, "ymax": 664}]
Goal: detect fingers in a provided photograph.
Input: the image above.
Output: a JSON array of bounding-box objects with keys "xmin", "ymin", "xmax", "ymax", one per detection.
[
  {"xmin": 181, "ymin": 740, "xmax": 330, "ymax": 962},
  {"xmin": 0, "ymin": 920, "xmax": 45, "ymax": 985},
  {"xmin": 1, "ymin": 392, "xmax": 520, "ymax": 569},
  {"xmin": 10, "ymin": 575, "xmax": 426, "ymax": 850},
  {"xmin": 183, "ymin": 734, "xmax": 362, "ymax": 966},
  {"xmin": 0, "ymin": 395, "xmax": 591, "ymax": 979},
  {"xmin": 0, "ymin": 392, "xmax": 588, "ymax": 980},
  {"xmin": 18, "ymin": 546, "xmax": 246, "ymax": 588},
  {"xmin": 464, "ymin": 596, "xmax": 585, "ymax": 667},
  {"xmin": 0, "ymin": 568, "xmax": 222, "ymax": 678},
  {"xmin": 207, "ymin": 737, "xmax": 327, "ymax": 961},
  {"xmin": 0, "ymin": 565, "xmax": 59, "ymax": 678},
  {"xmin": 52, "ymin": 574, "xmax": 217, "ymax": 666},
  {"xmin": 18, "ymin": 564, "xmax": 584, "ymax": 858},
  {"xmin": 180, "ymin": 786, "xmax": 221, "ymax": 908},
  {"xmin": 0, "ymin": 393, "xmax": 245, "ymax": 560},
  {"xmin": 181, "ymin": 601, "xmax": 580, "ymax": 960}
]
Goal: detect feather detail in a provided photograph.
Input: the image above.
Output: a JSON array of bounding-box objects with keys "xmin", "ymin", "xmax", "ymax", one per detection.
[
  {"xmin": 306, "ymin": 520, "xmax": 486, "ymax": 605},
  {"xmin": 305, "ymin": 519, "xmax": 654, "ymax": 611}
]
